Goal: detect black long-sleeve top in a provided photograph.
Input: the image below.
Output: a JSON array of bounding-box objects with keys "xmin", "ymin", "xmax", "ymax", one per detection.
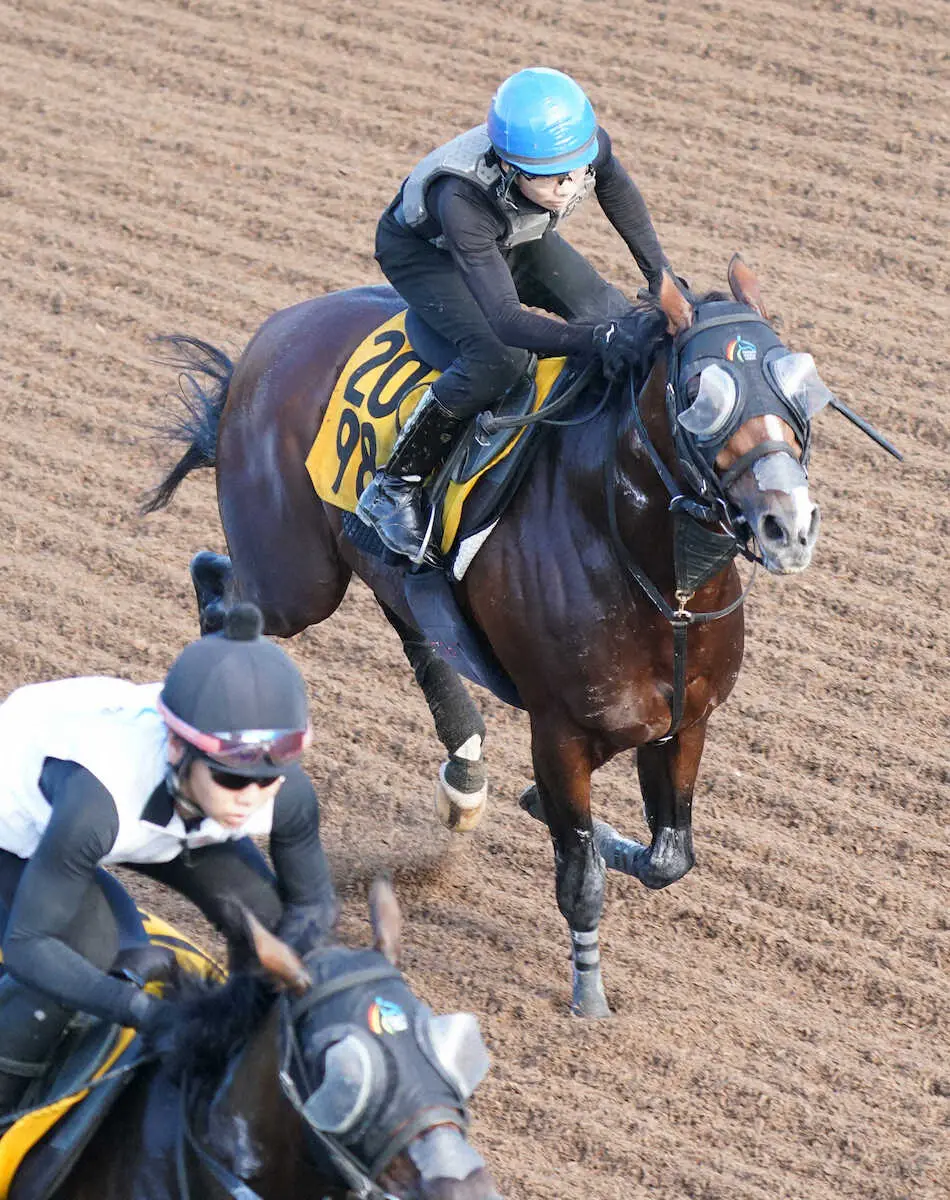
[
  {"xmin": 424, "ymin": 127, "xmax": 669, "ymax": 356},
  {"xmin": 1, "ymin": 759, "xmax": 335, "ymax": 1027}
]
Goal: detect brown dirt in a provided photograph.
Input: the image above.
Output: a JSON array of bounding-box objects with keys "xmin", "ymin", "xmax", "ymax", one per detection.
[{"xmin": 1, "ymin": 1, "xmax": 948, "ymax": 1196}]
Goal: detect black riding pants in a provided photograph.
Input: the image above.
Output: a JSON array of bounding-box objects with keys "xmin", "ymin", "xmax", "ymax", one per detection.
[{"xmin": 375, "ymin": 208, "xmax": 629, "ymax": 416}]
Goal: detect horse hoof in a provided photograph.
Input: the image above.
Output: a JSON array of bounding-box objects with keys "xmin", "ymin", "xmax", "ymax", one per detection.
[
  {"xmin": 434, "ymin": 761, "xmax": 487, "ymax": 833},
  {"xmin": 518, "ymin": 782, "xmax": 543, "ymax": 823},
  {"xmin": 571, "ymin": 984, "xmax": 612, "ymax": 1020}
]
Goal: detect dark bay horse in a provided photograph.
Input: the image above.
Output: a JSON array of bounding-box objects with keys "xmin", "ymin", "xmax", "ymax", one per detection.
[
  {"xmin": 146, "ymin": 257, "xmax": 827, "ymax": 1018},
  {"xmin": 54, "ymin": 882, "xmax": 502, "ymax": 1199}
]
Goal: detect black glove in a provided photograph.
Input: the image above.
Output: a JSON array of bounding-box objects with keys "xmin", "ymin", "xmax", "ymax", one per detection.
[
  {"xmin": 130, "ymin": 991, "xmax": 179, "ymax": 1054},
  {"xmin": 278, "ymin": 899, "xmax": 339, "ymax": 957},
  {"xmin": 592, "ymin": 322, "xmax": 642, "ymax": 381}
]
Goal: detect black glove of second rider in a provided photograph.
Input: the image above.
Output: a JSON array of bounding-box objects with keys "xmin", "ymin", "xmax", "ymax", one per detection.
[{"xmin": 592, "ymin": 322, "xmax": 641, "ymax": 381}]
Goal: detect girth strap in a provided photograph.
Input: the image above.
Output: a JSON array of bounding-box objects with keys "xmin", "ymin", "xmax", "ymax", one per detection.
[{"xmin": 0, "ymin": 1054, "xmax": 49, "ymax": 1079}]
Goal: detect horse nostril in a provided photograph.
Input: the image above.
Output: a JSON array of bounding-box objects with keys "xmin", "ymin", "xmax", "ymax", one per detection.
[{"xmin": 762, "ymin": 515, "xmax": 786, "ymax": 545}]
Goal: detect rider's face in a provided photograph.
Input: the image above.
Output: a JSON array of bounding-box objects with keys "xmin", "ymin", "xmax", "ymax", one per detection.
[
  {"xmin": 185, "ymin": 758, "xmax": 284, "ymax": 828},
  {"xmin": 167, "ymin": 737, "xmax": 284, "ymax": 828},
  {"xmin": 512, "ymin": 166, "xmax": 589, "ymax": 212}
]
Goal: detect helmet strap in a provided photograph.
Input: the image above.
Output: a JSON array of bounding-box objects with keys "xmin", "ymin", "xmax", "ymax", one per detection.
[
  {"xmin": 165, "ymin": 748, "xmax": 204, "ymax": 820},
  {"xmin": 494, "ymin": 163, "xmax": 521, "ymax": 211}
]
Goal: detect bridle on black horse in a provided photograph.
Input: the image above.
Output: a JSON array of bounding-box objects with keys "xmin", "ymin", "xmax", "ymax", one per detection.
[{"xmin": 176, "ymin": 949, "xmax": 489, "ymax": 1200}]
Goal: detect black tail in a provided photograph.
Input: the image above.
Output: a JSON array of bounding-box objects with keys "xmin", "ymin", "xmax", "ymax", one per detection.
[{"xmin": 141, "ymin": 336, "xmax": 234, "ymax": 514}]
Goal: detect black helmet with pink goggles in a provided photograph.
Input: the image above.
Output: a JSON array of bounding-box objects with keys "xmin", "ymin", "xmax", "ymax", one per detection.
[{"xmin": 159, "ymin": 603, "xmax": 311, "ymax": 781}]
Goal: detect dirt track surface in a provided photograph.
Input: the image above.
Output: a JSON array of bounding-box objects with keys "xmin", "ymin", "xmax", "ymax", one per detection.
[{"xmin": 1, "ymin": 1, "xmax": 948, "ymax": 1196}]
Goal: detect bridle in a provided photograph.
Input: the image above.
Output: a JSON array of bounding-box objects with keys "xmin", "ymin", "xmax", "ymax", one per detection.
[
  {"xmin": 175, "ymin": 955, "xmax": 468, "ymax": 1200},
  {"xmin": 601, "ymin": 302, "xmax": 807, "ymax": 741}
]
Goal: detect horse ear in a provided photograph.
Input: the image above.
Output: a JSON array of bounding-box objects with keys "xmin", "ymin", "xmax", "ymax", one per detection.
[
  {"xmin": 369, "ymin": 877, "xmax": 401, "ymax": 966},
  {"xmin": 727, "ymin": 253, "xmax": 770, "ymax": 319},
  {"xmin": 240, "ymin": 905, "xmax": 313, "ymax": 995}
]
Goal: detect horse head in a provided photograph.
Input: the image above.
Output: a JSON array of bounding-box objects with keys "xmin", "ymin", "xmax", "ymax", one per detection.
[
  {"xmin": 243, "ymin": 879, "xmax": 503, "ymax": 1200},
  {"xmin": 658, "ymin": 254, "xmax": 829, "ymax": 574}
]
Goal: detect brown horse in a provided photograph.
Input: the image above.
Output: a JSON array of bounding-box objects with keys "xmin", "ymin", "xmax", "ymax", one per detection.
[
  {"xmin": 44, "ymin": 882, "xmax": 502, "ymax": 1199},
  {"xmin": 146, "ymin": 256, "xmax": 827, "ymax": 1018}
]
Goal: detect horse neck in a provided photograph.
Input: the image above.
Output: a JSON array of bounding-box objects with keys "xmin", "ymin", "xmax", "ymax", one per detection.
[
  {"xmin": 555, "ymin": 361, "xmax": 676, "ymax": 564},
  {"xmin": 202, "ymin": 1001, "xmax": 315, "ymax": 1195}
]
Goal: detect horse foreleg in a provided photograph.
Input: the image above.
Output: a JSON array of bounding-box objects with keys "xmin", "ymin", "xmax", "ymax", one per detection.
[
  {"xmin": 594, "ymin": 720, "xmax": 705, "ymax": 889},
  {"xmin": 529, "ymin": 731, "xmax": 609, "ymax": 1019},
  {"xmin": 377, "ymin": 601, "xmax": 488, "ymax": 832}
]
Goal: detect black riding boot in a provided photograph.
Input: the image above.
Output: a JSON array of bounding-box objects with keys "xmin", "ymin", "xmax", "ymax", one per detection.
[
  {"xmin": 356, "ymin": 386, "xmax": 463, "ymax": 563},
  {"xmin": 0, "ymin": 974, "xmax": 72, "ymax": 1114}
]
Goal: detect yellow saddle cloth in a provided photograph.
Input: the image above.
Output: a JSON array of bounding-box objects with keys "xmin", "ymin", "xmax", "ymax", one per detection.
[
  {"xmin": 0, "ymin": 913, "xmax": 222, "ymax": 1197},
  {"xmin": 305, "ymin": 310, "xmax": 565, "ymax": 555}
]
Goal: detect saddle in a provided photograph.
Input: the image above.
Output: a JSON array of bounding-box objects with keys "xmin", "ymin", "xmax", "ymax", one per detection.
[
  {"xmin": 306, "ymin": 307, "xmax": 573, "ymax": 579},
  {"xmin": 0, "ymin": 917, "xmax": 222, "ymax": 1200}
]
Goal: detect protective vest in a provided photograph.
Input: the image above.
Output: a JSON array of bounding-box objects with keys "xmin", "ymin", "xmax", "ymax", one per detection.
[
  {"xmin": 0, "ymin": 677, "xmax": 275, "ymax": 864},
  {"xmin": 399, "ymin": 124, "xmax": 595, "ymax": 250}
]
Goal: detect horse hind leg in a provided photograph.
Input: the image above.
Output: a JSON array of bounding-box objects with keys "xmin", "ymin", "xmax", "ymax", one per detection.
[
  {"xmin": 378, "ymin": 601, "xmax": 488, "ymax": 832},
  {"xmin": 190, "ymin": 550, "xmax": 234, "ymax": 634}
]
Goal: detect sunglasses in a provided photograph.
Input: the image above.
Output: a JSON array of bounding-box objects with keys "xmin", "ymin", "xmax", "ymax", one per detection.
[
  {"xmin": 208, "ymin": 766, "xmax": 276, "ymax": 791},
  {"xmin": 159, "ymin": 699, "xmax": 311, "ymax": 768}
]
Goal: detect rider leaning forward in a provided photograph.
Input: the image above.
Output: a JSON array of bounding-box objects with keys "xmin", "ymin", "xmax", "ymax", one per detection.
[
  {"xmin": 357, "ymin": 66, "xmax": 694, "ymax": 562},
  {"xmin": 0, "ymin": 603, "xmax": 337, "ymax": 1114}
]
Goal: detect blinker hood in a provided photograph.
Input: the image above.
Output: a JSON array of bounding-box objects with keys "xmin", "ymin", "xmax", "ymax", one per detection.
[
  {"xmin": 673, "ymin": 301, "xmax": 812, "ymax": 465},
  {"xmin": 282, "ymin": 947, "xmax": 487, "ymax": 1189}
]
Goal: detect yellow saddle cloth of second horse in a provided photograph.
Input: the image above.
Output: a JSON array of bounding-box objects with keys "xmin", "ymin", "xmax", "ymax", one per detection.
[
  {"xmin": 305, "ymin": 310, "xmax": 566, "ymax": 555},
  {"xmin": 0, "ymin": 912, "xmax": 223, "ymax": 1198}
]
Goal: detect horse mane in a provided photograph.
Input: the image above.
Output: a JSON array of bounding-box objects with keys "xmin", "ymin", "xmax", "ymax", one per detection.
[
  {"xmin": 614, "ymin": 298, "xmax": 669, "ymax": 395},
  {"xmin": 160, "ymin": 969, "xmax": 276, "ymax": 1086},
  {"xmin": 160, "ymin": 915, "xmax": 340, "ymax": 1087}
]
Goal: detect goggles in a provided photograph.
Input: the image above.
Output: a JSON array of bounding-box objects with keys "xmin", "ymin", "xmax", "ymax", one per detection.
[
  {"xmin": 158, "ymin": 697, "xmax": 311, "ymax": 768},
  {"xmin": 517, "ymin": 164, "xmax": 591, "ymax": 185}
]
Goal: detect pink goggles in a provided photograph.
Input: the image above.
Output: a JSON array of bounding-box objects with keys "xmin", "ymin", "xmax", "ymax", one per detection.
[{"xmin": 158, "ymin": 699, "xmax": 311, "ymax": 768}]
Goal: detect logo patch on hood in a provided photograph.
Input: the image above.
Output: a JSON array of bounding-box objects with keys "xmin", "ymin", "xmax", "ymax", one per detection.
[
  {"xmin": 368, "ymin": 996, "xmax": 409, "ymax": 1036},
  {"xmin": 725, "ymin": 336, "xmax": 757, "ymax": 363}
]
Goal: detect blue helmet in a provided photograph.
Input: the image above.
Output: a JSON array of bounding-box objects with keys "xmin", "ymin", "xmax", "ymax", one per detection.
[{"xmin": 487, "ymin": 68, "xmax": 598, "ymax": 175}]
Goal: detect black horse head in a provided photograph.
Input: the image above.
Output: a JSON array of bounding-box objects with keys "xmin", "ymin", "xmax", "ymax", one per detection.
[{"xmin": 162, "ymin": 881, "xmax": 502, "ymax": 1200}]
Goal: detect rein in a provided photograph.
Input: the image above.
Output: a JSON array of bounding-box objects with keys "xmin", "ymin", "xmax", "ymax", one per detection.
[{"xmin": 474, "ymin": 359, "xmax": 601, "ymax": 436}]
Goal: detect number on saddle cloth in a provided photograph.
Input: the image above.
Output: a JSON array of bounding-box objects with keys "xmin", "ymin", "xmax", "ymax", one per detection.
[{"xmin": 306, "ymin": 307, "xmax": 570, "ymax": 565}]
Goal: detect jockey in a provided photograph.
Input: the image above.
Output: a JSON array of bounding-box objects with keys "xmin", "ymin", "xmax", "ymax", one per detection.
[
  {"xmin": 0, "ymin": 603, "xmax": 337, "ymax": 1114},
  {"xmin": 357, "ymin": 66, "xmax": 693, "ymax": 562}
]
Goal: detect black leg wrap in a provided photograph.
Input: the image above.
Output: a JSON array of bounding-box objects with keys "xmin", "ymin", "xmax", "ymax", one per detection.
[
  {"xmin": 442, "ymin": 755, "xmax": 486, "ymax": 795},
  {"xmin": 380, "ymin": 603, "xmax": 486, "ymax": 754}
]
